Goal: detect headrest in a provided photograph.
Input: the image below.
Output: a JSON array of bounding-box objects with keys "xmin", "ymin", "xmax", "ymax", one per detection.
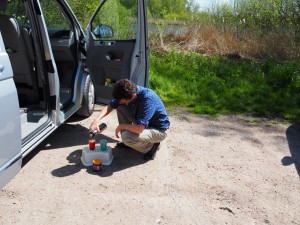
[
  {"xmin": 0, "ymin": 15, "xmax": 20, "ymax": 51},
  {"xmin": 0, "ymin": 0, "xmax": 7, "ymax": 10}
]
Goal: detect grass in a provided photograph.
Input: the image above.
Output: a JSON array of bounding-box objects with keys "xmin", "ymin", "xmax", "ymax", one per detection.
[
  {"xmin": 244, "ymin": 118, "xmax": 261, "ymax": 123},
  {"xmin": 148, "ymin": 50, "xmax": 300, "ymax": 122}
]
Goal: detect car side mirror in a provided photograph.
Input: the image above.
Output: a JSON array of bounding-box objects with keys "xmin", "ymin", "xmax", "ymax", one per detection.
[{"xmin": 93, "ymin": 24, "xmax": 114, "ymax": 39}]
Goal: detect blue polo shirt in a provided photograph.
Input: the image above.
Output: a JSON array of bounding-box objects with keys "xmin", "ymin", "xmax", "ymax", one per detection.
[{"xmin": 110, "ymin": 86, "xmax": 170, "ymax": 130}]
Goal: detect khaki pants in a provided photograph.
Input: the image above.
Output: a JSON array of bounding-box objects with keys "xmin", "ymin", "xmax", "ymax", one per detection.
[{"xmin": 117, "ymin": 105, "xmax": 167, "ymax": 153}]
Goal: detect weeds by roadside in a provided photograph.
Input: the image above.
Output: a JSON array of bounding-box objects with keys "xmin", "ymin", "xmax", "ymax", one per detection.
[{"xmin": 149, "ymin": 25, "xmax": 300, "ymax": 60}]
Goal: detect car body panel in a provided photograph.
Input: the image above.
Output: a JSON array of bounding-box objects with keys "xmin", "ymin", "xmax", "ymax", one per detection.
[{"xmin": 0, "ymin": 32, "xmax": 22, "ymax": 189}]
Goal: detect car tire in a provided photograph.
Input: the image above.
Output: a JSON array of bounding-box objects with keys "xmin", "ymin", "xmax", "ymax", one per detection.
[{"xmin": 76, "ymin": 75, "xmax": 95, "ymax": 117}]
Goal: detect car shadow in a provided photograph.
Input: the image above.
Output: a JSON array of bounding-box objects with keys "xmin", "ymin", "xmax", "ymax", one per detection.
[
  {"xmin": 22, "ymin": 112, "xmax": 146, "ymax": 174},
  {"xmin": 51, "ymin": 147, "xmax": 146, "ymax": 177},
  {"xmin": 23, "ymin": 113, "xmax": 147, "ymax": 174},
  {"xmin": 22, "ymin": 121, "xmax": 114, "ymax": 166},
  {"xmin": 283, "ymin": 124, "xmax": 300, "ymax": 177}
]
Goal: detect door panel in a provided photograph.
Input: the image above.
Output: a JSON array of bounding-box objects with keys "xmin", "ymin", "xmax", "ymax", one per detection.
[
  {"xmin": 86, "ymin": 0, "xmax": 148, "ymax": 103},
  {"xmin": 0, "ymin": 32, "xmax": 22, "ymax": 188},
  {"xmin": 87, "ymin": 39, "xmax": 135, "ymax": 102}
]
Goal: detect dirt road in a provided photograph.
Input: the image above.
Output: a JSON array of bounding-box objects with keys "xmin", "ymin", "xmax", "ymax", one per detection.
[{"xmin": 1, "ymin": 105, "xmax": 299, "ymax": 225}]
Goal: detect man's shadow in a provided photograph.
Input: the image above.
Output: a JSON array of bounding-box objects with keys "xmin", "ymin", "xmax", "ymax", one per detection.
[{"xmin": 283, "ymin": 124, "xmax": 300, "ymax": 177}]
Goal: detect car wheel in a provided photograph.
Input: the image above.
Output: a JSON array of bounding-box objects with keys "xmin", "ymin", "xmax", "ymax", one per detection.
[{"xmin": 76, "ymin": 75, "xmax": 95, "ymax": 117}]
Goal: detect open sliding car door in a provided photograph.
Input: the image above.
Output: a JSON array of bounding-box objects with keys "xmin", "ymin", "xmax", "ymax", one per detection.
[
  {"xmin": 86, "ymin": 0, "xmax": 148, "ymax": 103},
  {"xmin": 0, "ymin": 32, "xmax": 22, "ymax": 189}
]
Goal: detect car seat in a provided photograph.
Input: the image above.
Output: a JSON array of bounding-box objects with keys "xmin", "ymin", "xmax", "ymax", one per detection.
[{"xmin": 0, "ymin": 0, "xmax": 39, "ymax": 105}]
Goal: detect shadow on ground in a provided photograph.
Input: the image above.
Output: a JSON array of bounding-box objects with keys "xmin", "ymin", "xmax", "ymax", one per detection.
[
  {"xmin": 23, "ymin": 114, "xmax": 147, "ymax": 174},
  {"xmin": 283, "ymin": 124, "xmax": 300, "ymax": 177},
  {"xmin": 51, "ymin": 147, "xmax": 146, "ymax": 177},
  {"xmin": 22, "ymin": 125, "xmax": 99, "ymax": 167}
]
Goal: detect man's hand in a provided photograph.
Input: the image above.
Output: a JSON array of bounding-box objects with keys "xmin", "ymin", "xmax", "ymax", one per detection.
[
  {"xmin": 89, "ymin": 121, "xmax": 100, "ymax": 133},
  {"xmin": 115, "ymin": 124, "xmax": 124, "ymax": 138},
  {"xmin": 89, "ymin": 105, "xmax": 114, "ymax": 133}
]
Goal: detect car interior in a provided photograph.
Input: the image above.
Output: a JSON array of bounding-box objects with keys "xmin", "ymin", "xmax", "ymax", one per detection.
[
  {"xmin": 0, "ymin": 0, "xmax": 79, "ymax": 142},
  {"xmin": 0, "ymin": 0, "xmax": 48, "ymax": 142},
  {"xmin": 40, "ymin": 0, "xmax": 80, "ymax": 109}
]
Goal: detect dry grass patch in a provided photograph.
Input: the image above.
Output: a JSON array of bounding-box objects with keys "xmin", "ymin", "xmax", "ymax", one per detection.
[{"xmin": 150, "ymin": 25, "xmax": 300, "ymax": 60}]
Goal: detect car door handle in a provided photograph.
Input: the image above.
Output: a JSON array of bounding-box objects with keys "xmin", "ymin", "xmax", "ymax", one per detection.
[
  {"xmin": 100, "ymin": 41, "xmax": 115, "ymax": 46},
  {"xmin": 105, "ymin": 53, "xmax": 112, "ymax": 61},
  {"xmin": 0, "ymin": 64, "xmax": 4, "ymax": 72}
]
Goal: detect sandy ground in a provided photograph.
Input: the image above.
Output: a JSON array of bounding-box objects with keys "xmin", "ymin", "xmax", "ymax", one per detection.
[{"xmin": 0, "ymin": 104, "xmax": 300, "ymax": 225}]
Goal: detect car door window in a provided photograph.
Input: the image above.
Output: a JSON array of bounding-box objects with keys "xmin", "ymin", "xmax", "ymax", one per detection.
[
  {"xmin": 4, "ymin": 0, "xmax": 30, "ymax": 27},
  {"xmin": 40, "ymin": 0, "xmax": 72, "ymax": 37},
  {"xmin": 92, "ymin": 0, "xmax": 138, "ymax": 40}
]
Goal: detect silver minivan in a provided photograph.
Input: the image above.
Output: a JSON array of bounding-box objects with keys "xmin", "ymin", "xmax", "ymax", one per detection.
[{"xmin": 0, "ymin": 0, "xmax": 148, "ymax": 188}]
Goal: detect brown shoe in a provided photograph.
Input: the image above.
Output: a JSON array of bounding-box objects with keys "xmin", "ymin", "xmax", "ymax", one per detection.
[{"xmin": 144, "ymin": 143, "xmax": 160, "ymax": 160}]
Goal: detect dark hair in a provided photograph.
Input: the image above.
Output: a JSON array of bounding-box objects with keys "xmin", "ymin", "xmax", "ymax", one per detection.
[{"xmin": 112, "ymin": 79, "xmax": 137, "ymax": 100}]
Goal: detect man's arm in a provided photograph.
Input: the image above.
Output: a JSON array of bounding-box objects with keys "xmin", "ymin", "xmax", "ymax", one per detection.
[
  {"xmin": 89, "ymin": 105, "xmax": 114, "ymax": 132},
  {"xmin": 115, "ymin": 124, "xmax": 145, "ymax": 138}
]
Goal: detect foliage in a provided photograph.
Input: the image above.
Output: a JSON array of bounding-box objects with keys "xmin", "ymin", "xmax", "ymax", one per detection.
[
  {"xmin": 210, "ymin": 0, "xmax": 300, "ymax": 44},
  {"xmin": 65, "ymin": 0, "xmax": 300, "ymax": 56},
  {"xmin": 40, "ymin": 0, "xmax": 71, "ymax": 29},
  {"xmin": 4, "ymin": 0, "xmax": 29, "ymax": 26},
  {"xmin": 67, "ymin": 0, "xmax": 99, "ymax": 29},
  {"xmin": 67, "ymin": 0, "xmax": 197, "ymax": 23},
  {"xmin": 147, "ymin": 0, "xmax": 190, "ymax": 20},
  {"xmin": 149, "ymin": 50, "xmax": 300, "ymax": 121},
  {"xmin": 91, "ymin": 0, "xmax": 136, "ymax": 39}
]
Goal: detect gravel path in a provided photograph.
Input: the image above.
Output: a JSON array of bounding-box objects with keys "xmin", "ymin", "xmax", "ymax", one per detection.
[{"xmin": 1, "ymin": 105, "xmax": 299, "ymax": 225}]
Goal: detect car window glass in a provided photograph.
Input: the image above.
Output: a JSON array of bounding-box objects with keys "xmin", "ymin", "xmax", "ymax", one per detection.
[
  {"xmin": 92, "ymin": 0, "xmax": 138, "ymax": 40},
  {"xmin": 3, "ymin": 0, "xmax": 30, "ymax": 27},
  {"xmin": 40, "ymin": 0, "xmax": 72, "ymax": 31}
]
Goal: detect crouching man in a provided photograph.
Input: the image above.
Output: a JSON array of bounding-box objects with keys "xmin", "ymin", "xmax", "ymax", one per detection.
[{"xmin": 89, "ymin": 79, "xmax": 170, "ymax": 160}]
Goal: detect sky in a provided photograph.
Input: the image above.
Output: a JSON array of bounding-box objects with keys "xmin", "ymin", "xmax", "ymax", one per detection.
[{"xmin": 194, "ymin": 0, "xmax": 232, "ymax": 11}]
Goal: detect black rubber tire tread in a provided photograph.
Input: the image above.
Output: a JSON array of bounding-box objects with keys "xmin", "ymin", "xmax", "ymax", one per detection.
[{"xmin": 76, "ymin": 75, "xmax": 94, "ymax": 117}]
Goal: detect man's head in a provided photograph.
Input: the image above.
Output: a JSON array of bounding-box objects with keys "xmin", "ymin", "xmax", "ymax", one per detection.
[{"xmin": 113, "ymin": 79, "xmax": 137, "ymax": 104}]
